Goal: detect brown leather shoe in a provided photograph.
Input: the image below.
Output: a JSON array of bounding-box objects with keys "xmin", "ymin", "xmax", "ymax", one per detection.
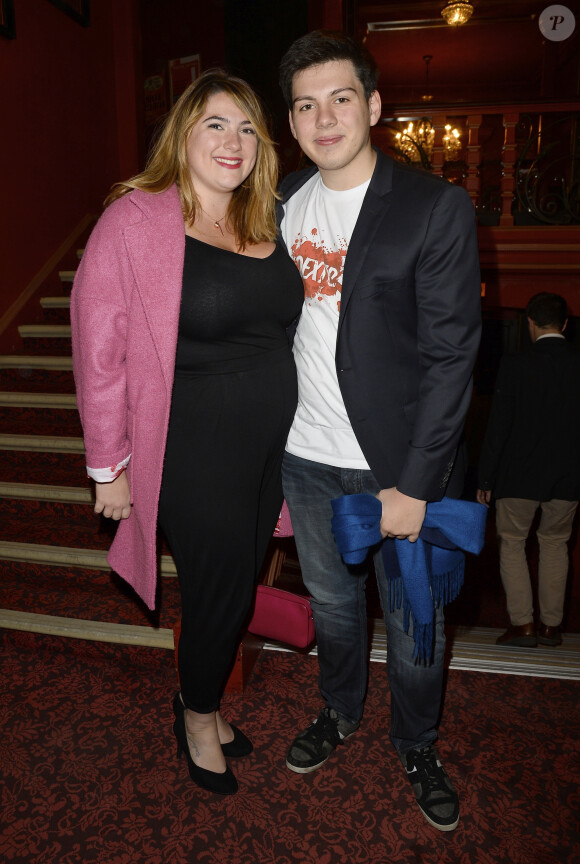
[
  {"xmin": 495, "ymin": 623, "xmax": 537, "ymax": 647},
  {"xmin": 537, "ymin": 623, "xmax": 562, "ymax": 646}
]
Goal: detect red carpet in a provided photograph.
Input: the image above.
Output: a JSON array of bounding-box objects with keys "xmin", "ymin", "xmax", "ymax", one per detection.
[{"xmin": 1, "ymin": 629, "xmax": 578, "ymax": 864}]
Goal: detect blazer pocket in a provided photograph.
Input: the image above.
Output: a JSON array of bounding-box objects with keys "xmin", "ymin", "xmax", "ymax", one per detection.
[{"xmin": 358, "ymin": 277, "xmax": 408, "ymax": 300}]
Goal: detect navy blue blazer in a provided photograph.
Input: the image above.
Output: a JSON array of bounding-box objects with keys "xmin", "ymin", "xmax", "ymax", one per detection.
[
  {"xmin": 278, "ymin": 149, "xmax": 482, "ymax": 502},
  {"xmin": 478, "ymin": 336, "xmax": 580, "ymax": 501}
]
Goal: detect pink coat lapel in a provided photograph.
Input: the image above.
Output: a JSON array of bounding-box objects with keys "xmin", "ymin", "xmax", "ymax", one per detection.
[{"xmin": 124, "ymin": 186, "xmax": 185, "ymax": 390}]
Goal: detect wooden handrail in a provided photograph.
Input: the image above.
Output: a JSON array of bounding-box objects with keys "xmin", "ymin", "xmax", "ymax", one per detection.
[
  {"xmin": 0, "ymin": 214, "xmax": 95, "ymax": 337},
  {"xmin": 376, "ymin": 102, "xmax": 580, "ymax": 227}
]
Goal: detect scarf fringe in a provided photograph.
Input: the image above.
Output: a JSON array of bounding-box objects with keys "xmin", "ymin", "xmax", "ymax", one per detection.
[
  {"xmin": 387, "ymin": 559, "xmax": 465, "ymax": 662},
  {"xmin": 408, "ymin": 620, "xmax": 434, "ymax": 663},
  {"xmin": 431, "ymin": 559, "xmax": 465, "ymax": 606}
]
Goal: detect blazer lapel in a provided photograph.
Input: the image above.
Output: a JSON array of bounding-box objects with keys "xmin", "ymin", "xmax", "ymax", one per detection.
[
  {"xmin": 123, "ymin": 186, "xmax": 185, "ymax": 391},
  {"xmin": 338, "ymin": 152, "xmax": 394, "ymax": 334}
]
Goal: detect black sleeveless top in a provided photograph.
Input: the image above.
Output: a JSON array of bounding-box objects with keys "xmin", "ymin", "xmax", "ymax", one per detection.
[{"xmin": 174, "ymin": 236, "xmax": 303, "ymax": 375}]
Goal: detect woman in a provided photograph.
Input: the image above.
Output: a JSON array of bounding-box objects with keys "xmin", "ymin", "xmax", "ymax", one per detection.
[{"xmin": 71, "ymin": 70, "xmax": 303, "ymax": 795}]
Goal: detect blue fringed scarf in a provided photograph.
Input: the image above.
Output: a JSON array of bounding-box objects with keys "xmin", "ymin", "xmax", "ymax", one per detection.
[{"xmin": 330, "ymin": 495, "xmax": 487, "ymax": 661}]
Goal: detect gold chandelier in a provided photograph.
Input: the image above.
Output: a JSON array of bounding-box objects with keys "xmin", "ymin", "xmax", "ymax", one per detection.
[
  {"xmin": 442, "ymin": 124, "xmax": 462, "ymax": 159},
  {"xmin": 395, "ymin": 119, "xmax": 462, "ymax": 164},
  {"xmin": 396, "ymin": 121, "xmax": 435, "ymax": 161},
  {"xmin": 440, "ymin": 1, "xmax": 474, "ymax": 26}
]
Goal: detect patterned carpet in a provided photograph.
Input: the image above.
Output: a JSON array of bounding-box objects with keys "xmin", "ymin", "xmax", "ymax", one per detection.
[
  {"xmin": 1, "ymin": 290, "xmax": 579, "ymax": 863},
  {"xmin": 1, "ymin": 629, "xmax": 578, "ymax": 864}
]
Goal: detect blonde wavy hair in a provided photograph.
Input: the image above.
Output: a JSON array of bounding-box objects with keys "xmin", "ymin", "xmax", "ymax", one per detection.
[{"xmin": 105, "ymin": 69, "xmax": 279, "ymax": 246}]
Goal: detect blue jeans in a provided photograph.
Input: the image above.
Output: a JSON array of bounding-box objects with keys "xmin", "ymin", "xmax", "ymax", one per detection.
[{"xmin": 282, "ymin": 452, "xmax": 445, "ymax": 753}]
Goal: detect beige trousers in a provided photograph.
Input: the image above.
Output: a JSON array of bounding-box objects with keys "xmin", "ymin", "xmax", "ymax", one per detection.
[{"xmin": 495, "ymin": 498, "xmax": 578, "ymax": 627}]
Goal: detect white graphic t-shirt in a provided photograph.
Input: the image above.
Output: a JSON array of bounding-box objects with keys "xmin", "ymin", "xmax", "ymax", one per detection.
[{"xmin": 281, "ymin": 173, "xmax": 371, "ymax": 468}]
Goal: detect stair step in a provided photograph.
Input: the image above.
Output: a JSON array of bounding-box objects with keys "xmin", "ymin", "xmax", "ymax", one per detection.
[
  {"xmin": 0, "ymin": 539, "xmax": 112, "ymax": 568},
  {"xmin": 0, "ymin": 539, "xmax": 176, "ymax": 575},
  {"xmin": 40, "ymin": 297, "xmax": 71, "ymax": 324},
  {"xmin": 371, "ymin": 622, "xmax": 580, "ymax": 680},
  {"xmin": 59, "ymin": 270, "xmax": 76, "ymax": 284},
  {"xmin": 0, "ymin": 608, "xmax": 174, "ymax": 650},
  {"xmin": 2, "ymin": 449, "xmax": 86, "ymax": 485},
  {"xmin": 0, "ymin": 482, "xmax": 92, "ymax": 504},
  {"xmin": 0, "ymin": 559, "xmax": 181, "ymax": 628},
  {"xmin": 16, "ymin": 325, "xmax": 72, "ymax": 357},
  {"xmin": 0, "ymin": 496, "xmax": 114, "ymax": 549},
  {"xmin": 0, "ymin": 392, "xmax": 77, "ymax": 409},
  {"xmin": 13, "ymin": 338, "xmax": 72, "ymax": 356},
  {"xmin": 18, "ymin": 324, "xmax": 72, "ymax": 338},
  {"xmin": 0, "ymin": 496, "xmax": 171, "ymax": 556},
  {"xmin": 0, "ymin": 406, "xmax": 83, "ymax": 436},
  {"xmin": 0, "ymin": 368, "xmax": 75, "ymax": 393},
  {"xmin": 0, "ymin": 433, "xmax": 84, "ymax": 452},
  {"xmin": 0, "ymin": 608, "xmax": 174, "ymax": 649},
  {"xmin": 0, "ymin": 357, "xmax": 75, "ymax": 393},
  {"xmin": 2, "ymin": 604, "xmax": 578, "ymax": 680},
  {"xmin": 0, "ymin": 355, "xmax": 72, "ymax": 369},
  {"xmin": 40, "ymin": 297, "xmax": 72, "ymax": 310}
]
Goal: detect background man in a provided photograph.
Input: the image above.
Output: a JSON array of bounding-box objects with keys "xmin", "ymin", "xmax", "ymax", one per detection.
[
  {"xmin": 477, "ymin": 292, "xmax": 580, "ymax": 648},
  {"xmin": 278, "ymin": 31, "xmax": 481, "ymax": 832}
]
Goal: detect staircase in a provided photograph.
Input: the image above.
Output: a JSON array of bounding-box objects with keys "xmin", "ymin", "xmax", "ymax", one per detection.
[
  {"xmin": 2, "ymin": 254, "xmax": 579, "ymax": 684},
  {"xmin": 0, "ymin": 255, "xmax": 180, "ymax": 652}
]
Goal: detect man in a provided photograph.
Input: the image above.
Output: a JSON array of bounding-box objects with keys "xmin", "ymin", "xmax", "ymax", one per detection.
[
  {"xmin": 477, "ymin": 292, "xmax": 580, "ymax": 648},
  {"xmin": 277, "ymin": 31, "xmax": 481, "ymax": 832}
]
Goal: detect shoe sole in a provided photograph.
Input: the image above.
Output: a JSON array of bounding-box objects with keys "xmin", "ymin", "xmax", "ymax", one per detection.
[
  {"xmin": 285, "ymin": 754, "xmax": 331, "ymax": 774},
  {"xmin": 537, "ymin": 637, "xmax": 562, "ymax": 646},
  {"xmin": 420, "ymin": 810, "xmax": 460, "ymax": 832}
]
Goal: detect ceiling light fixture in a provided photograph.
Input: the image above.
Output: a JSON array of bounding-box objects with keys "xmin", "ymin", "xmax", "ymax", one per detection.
[
  {"xmin": 441, "ymin": 1, "xmax": 474, "ymax": 26},
  {"xmin": 395, "ymin": 118, "xmax": 462, "ymax": 166},
  {"xmin": 396, "ymin": 120, "xmax": 436, "ymax": 163},
  {"xmin": 421, "ymin": 54, "xmax": 433, "ymax": 102}
]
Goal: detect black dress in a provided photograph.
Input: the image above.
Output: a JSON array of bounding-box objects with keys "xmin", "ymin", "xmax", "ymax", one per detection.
[{"xmin": 158, "ymin": 236, "xmax": 303, "ymax": 713}]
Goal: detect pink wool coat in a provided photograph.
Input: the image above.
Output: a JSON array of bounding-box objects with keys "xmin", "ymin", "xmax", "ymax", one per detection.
[{"xmin": 71, "ymin": 185, "xmax": 186, "ymax": 609}]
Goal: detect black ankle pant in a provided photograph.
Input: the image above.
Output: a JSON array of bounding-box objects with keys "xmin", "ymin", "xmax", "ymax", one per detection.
[{"xmin": 158, "ymin": 355, "xmax": 297, "ymax": 713}]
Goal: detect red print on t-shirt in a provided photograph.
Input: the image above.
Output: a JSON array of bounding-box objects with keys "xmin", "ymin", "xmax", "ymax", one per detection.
[{"xmin": 291, "ymin": 233, "xmax": 347, "ymax": 308}]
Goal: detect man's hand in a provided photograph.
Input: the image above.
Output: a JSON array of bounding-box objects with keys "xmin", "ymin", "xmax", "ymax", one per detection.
[
  {"xmin": 476, "ymin": 488, "xmax": 491, "ymax": 507},
  {"xmin": 94, "ymin": 472, "xmax": 131, "ymax": 520},
  {"xmin": 376, "ymin": 487, "xmax": 426, "ymax": 543}
]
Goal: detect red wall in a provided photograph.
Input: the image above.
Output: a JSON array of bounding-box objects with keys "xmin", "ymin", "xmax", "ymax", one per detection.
[
  {"xmin": 139, "ymin": 0, "xmax": 226, "ymax": 157},
  {"xmin": 0, "ymin": 0, "xmax": 140, "ymax": 348},
  {"xmin": 140, "ymin": 0, "xmax": 225, "ymax": 79}
]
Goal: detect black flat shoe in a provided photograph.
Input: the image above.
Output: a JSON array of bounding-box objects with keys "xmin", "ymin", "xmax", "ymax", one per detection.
[
  {"xmin": 172, "ymin": 692, "xmax": 253, "ymax": 758},
  {"xmin": 173, "ymin": 711, "xmax": 238, "ymax": 795}
]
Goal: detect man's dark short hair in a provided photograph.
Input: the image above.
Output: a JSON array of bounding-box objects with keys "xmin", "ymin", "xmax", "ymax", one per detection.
[
  {"xmin": 279, "ymin": 30, "xmax": 378, "ymax": 109},
  {"xmin": 525, "ymin": 292, "xmax": 568, "ymax": 330}
]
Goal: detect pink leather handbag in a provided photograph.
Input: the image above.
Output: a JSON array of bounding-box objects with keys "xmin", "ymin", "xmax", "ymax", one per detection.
[{"xmin": 247, "ymin": 584, "xmax": 315, "ymax": 649}]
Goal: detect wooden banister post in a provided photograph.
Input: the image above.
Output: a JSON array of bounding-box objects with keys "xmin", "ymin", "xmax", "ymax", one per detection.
[
  {"xmin": 466, "ymin": 113, "xmax": 483, "ymax": 208},
  {"xmin": 430, "ymin": 113, "xmax": 447, "ymax": 177},
  {"xmin": 500, "ymin": 112, "xmax": 519, "ymax": 226}
]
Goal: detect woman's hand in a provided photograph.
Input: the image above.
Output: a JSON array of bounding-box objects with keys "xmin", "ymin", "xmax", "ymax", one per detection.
[
  {"xmin": 376, "ymin": 487, "xmax": 426, "ymax": 542},
  {"xmin": 94, "ymin": 472, "xmax": 131, "ymax": 520}
]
